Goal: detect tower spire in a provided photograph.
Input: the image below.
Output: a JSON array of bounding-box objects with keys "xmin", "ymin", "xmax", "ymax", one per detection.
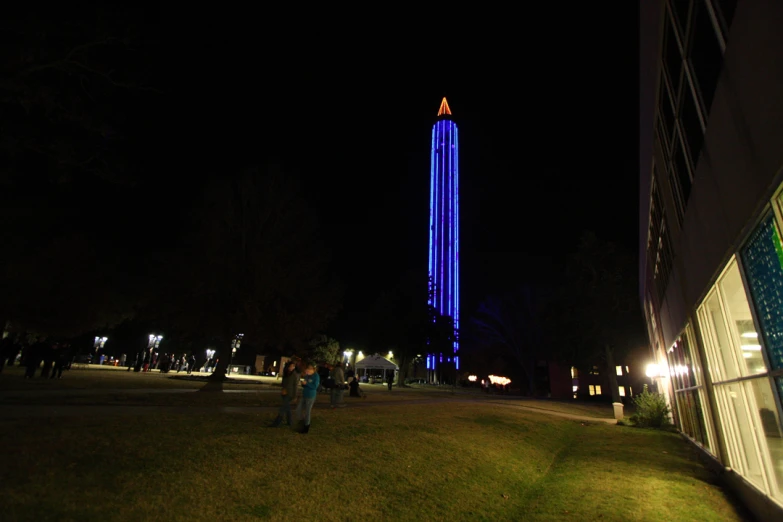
[{"xmin": 437, "ymin": 97, "xmax": 452, "ymax": 117}]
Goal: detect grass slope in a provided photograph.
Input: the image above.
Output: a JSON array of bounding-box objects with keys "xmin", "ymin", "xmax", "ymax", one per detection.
[{"xmin": 0, "ymin": 396, "xmax": 747, "ymax": 522}]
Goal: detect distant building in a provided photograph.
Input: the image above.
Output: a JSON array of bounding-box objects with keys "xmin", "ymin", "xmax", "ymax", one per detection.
[
  {"xmin": 640, "ymin": 1, "xmax": 783, "ymax": 519},
  {"xmin": 565, "ymin": 358, "xmax": 647, "ymax": 404}
]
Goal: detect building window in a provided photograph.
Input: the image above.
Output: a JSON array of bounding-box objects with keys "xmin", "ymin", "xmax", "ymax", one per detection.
[
  {"xmin": 741, "ymin": 210, "xmax": 783, "ymax": 377},
  {"xmin": 589, "ymin": 366, "xmax": 600, "ymax": 376},
  {"xmin": 625, "ymin": 365, "xmax": 630, "ymax": 374},
  {"xmin": 667, "ymin": 328, "xmax": 714, "ymax": 450},
  {"xmin": 672, "ymin": 132, "xmax": 692, "ymax": 205},
  {"xmin": 619, "ymin": 386, "xmax": 626, "ymax": 397},
  {"xmin": 670, "ymin": 0, "xmax": 692, "ymax": 34},
  {"xmin": 689, "ymin": 0, "xmax": 724, "ymax": 116},
  {"xmin": 713, "ymin": 0, "xmax": 737, "ymax": 38},
  {"xmin": 649, "ymin": 172, "xmax": 675, "ymax": 301},
  {"xmin": 595, "ymin": 385, "xmax": 602, "ymax": 395},
  {"xmin": 663, "ymin": 12, "xmax": 683, "ymax": 94},
  {"xmin": 697, "ymin": 257, "xmax": 783, "ymax": 501},
  {"xmin": 658, "ymin": 84, "xmax": 676, "ymax": 149},
  {"xmin": 679, "ymin": 80, "xmax": 705, "ymax": 170},
  {"xmin": 616, "ymin": 366, "xmax": 623, "ymax": 376},
  {"xmin": 589, "ymin": 385, "xmax": 595, "ymax": 396},
  {"xmin": 571, "ymin": 366, "xmax": 578, "ymax": 379}
]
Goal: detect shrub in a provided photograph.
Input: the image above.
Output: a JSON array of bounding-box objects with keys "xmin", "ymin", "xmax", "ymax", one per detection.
[{"xmin": 630, "ymin": 384, "xmax": 671, "ymax": 428}]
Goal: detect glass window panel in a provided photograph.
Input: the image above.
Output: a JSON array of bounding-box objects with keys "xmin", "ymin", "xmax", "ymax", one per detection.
[
  {"xmin": 668, "ymin": 167, "xmax": 686, "ymax": 226},
  {"xmin": 714, "ymin": 0, "xmax": 737, "ymax": 35},
  {"xmin": 685, "ymin": 325, "xmax": 706, "ymax": 386},
  {"xmin": 718, "ymin": 260, "xmax": 765, "ymax": 377},
  {"xmin": 659, "ymin": 84, "xmax": 675, "ymax": 143},
  {"xmin": 747, "ymin": 378, "xmax": 783, "ymax": 502},
  {"xmin": 673, "ymin": 134, "xmax": 692, "ymax": 196},
  {"xmin": 657, "ymin": 116, "xmax": 670, "ymax": 158},
  {"xmin": 740, "ymin": 212, "xmax": 783, "ymax": 373},
  {"xmin": 664, "ymin": 15, "xmax": 683, "ymax": 92},
  {"xmin": 715, "ymin": 383, "xmax": 766, "ymax": 488},
  {"xmin": 699, "ymin": 288, "xmax": 740, "ymax": 381},
  {"xmin": 671, "ymin": 0, "xmax": 692, "ymax": 34},
  {"xmin": 689, "ymin": 1, "xmax": 723, "ymax": 115},
  {"xmin": 678, "ymin": 388, "xmax": 708, "ymax": 447},
  {"xmin": 679, "ymin": 82, "xmax": 705, "ymax": 169}
]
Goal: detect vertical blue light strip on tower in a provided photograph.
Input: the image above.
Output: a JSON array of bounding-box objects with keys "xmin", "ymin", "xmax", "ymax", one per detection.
[
  {"xmin": 428, "ymin": 101, "xmax": 458, "ymax": 376},
  {"xmin": 454, "ymin": 125, "xmax": 459, "ymax": 353}
]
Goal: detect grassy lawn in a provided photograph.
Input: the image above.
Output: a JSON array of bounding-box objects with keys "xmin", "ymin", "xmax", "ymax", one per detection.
[{"xmin": 0, "ymin": 376, "xmax": 750, "ymax": 522}]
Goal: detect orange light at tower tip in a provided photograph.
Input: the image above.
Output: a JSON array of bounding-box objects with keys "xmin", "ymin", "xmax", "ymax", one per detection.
[{"xmin": 437, "ymin": 97, "xmax": 451, "ymax": 117}]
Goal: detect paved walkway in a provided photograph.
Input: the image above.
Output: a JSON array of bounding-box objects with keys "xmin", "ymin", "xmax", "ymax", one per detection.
[{"xmin": 0, "ymin": 387, "xmax": 618, "ymax": 424}]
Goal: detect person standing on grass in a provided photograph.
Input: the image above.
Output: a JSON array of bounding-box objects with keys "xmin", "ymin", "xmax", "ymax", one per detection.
[
  {"xmin": 269, "ymin": 361, "xmax": 300, "ymax": 427},
  {"xmin": 295, "ymin": 363, "xmax": 320, "ymax": 434},
  {"xmin": 330, "ymin": 360, "xmax": 345, "ymax": 408}
]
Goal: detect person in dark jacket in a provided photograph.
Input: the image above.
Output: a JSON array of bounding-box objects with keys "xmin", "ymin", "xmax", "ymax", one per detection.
[{"xmin": 269, "ymin": 361, "xmax": 300, "ymax": 427}]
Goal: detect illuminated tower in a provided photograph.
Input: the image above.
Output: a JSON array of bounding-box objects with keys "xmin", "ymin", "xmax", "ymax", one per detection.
[{"xmin": 427, "ymin": 97, "xmax": 459, "ymax": 379}]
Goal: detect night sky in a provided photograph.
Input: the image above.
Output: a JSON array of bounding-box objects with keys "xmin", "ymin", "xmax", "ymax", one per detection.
[{"xmin": 6, "ymin": 5, "xmax": 641, "ymax": 346}]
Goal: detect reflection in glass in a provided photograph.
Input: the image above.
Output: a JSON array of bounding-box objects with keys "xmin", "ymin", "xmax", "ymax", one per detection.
[
  {"xmin": 747, "ymin": 378, "xmax": 783, "ymax": 502},
  {"xmin": 718, "ymin": 261, "xmax": 766, "ymax": 377},
  {"xmin": 715, "ymin": 383, "xmax": 765, "ymax": 489},
  {"xmin": 701, "ymin": 290, "xmax": 739, "ymax": 381}
]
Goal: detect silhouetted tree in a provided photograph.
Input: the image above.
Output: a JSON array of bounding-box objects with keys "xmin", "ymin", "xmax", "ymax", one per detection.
[
  {"xmin": 550, "ymin": 231, "xmax": 644, "ymax": 402},
  {"xmin": 470, "ymin": 283, "xmax": 549, "ymax": 396},
  {"xmin": 1, "ymin": 7, "xmax": 162, "ymax": 186},
  {"xmin": 158, "ymin": 166, "xmax": 342, "ymax": 389},
  {"xmin": 368, "ymin": 270, "xmax": 429, "ymax": 386},
  {"xmin": 369, "ymin": 273, "xmax": 458, "ymax": 386}
]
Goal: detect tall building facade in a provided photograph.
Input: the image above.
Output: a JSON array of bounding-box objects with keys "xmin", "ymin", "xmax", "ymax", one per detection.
[
  {"xmin": 640, "ymin": 1, "xmax": 783, "ymax": 519},
  {"xmin": 426, "ymin": 97, "xmax": 459, "ymax": 379}
]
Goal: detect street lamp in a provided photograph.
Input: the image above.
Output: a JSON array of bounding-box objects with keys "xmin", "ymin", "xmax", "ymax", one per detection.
[
  {"xmin": 230, "ymin": 333, "xmax": 243, "ymax": 373},
  {"xmin": 94, "ymin": 336, "xmax": 108, "ymax": 353},
  {"xmin": 93, "ymin": 336, "xmax": 108, "ymax": 364}
]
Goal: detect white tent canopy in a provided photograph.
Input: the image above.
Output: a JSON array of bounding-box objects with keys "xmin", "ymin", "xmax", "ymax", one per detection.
[{"xmin": 355, "ymin": 355, "xmax": 398, "ymax": 371}]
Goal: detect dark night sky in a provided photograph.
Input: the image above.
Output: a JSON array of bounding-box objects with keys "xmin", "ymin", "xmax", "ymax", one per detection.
[{"xmin": 11, "ymin": 5, "xmax": 641, "ymax": 346}]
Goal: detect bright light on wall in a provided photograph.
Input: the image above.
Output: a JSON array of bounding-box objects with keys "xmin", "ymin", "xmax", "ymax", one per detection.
[
  {"xmin": 645, "ymin": 364, "xmax": 660, "ymax": 378},
  {"xmin": 488, "ymin": 375, "xmax": 511, "ymax": 386}
]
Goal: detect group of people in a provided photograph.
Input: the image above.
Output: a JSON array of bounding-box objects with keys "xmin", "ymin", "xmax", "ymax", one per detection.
[
  {"xmin": 0, "ymin": 334, "xmax": 72, "ymax": 379},
  {"xmin": 268, "ymin": 359, "xmax": 369, "ymax": 434}
]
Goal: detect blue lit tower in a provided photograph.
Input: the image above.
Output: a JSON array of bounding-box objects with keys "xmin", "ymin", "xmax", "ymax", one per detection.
[{"xmin": 427, "ymin": 97, "xmax": 459, "ymax": 381}]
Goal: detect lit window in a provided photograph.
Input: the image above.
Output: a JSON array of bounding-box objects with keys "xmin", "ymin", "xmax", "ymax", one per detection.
[
  {"xmin": 616, "ymin": 366, "xmax": 623, "ymax": 376},
  {"xmin": 589, "ymin": 385, "xmax": 596, "ymax": 396},
  {"xmin": 629, "ymin": 386, "xmax": 633, "ymax": 396},
  {"xmin": 619, "ymin": 386, "xmax": 626, "ymax": 397},
  {"xmin": 625, "ymin": 365, "xmax": 630, "ymax": 374},
  {"xmin": 570, "ymin": 366, "xmax": 578, "ymax": 379},
  {"xmin": 572, "ymin": 385, "xmax": 578, "ymax": 393},
  {"xmin": 595, "ymin": 385, "xmax": 602, "ymax": 395}
]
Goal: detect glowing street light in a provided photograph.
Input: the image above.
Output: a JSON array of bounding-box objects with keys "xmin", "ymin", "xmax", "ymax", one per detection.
[{"xmin": 94, "ymin": 336, "xmax": 108, "ymax": 353}]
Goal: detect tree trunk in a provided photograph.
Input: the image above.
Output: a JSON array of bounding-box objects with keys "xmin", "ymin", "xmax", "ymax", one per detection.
[
  {"xmin": 605, "ymin": 343, "xmax": 621, "ymax": 403},
  {"xmin": 396, "ymin": 353, "xmax": 410, "ymax": 388},
  {"xmin": 202, "ymin": 339, "xmax": 230, "ymax": 392}
]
